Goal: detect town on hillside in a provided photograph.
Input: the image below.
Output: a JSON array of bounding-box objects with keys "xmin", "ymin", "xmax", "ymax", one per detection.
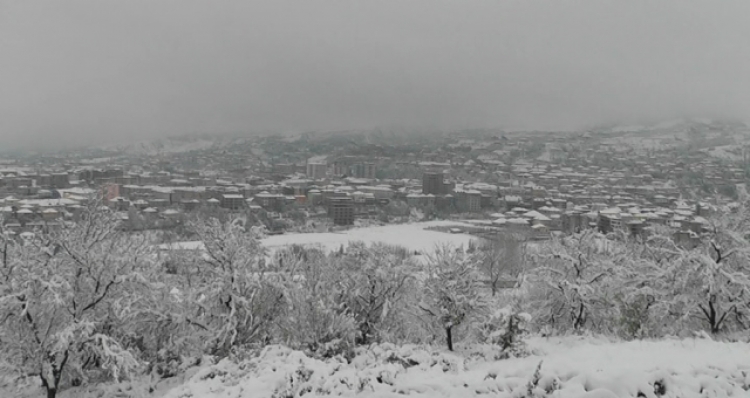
[{"xmin": 0, "ymin": 119, "xmax": 747, "ymax": 245}]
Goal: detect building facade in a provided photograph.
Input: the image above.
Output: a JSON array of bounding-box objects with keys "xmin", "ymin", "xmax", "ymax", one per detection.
[
  {"xmin": 422, "ymin": 172, "xmax": 444, "ymax": 195},
  {"xmin": 353, "ymin": 163, "xmax": 377, "ymax": 179},
  {"xmin": 306, "ymin": 162, "xmax": 328, "ymax": 179},
  {"xmin": 329, "ymin": 197, "xmax": 355, "ymax": 226},
  {"xmin": 221, "ymin": 194, "xmax": 245, "ymax": 210}
]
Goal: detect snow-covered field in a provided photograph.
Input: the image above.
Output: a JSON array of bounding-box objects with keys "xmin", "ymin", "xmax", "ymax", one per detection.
[
  {"xmin": 159, "ymin": 221, "xmax": 479, "ymax": 257},
  {"xmin": 160, "ymin": 336, "xmax": 750, "ymax": 398},
  {"xmin": 261, "ymin": 221, "xmax": 477, "ymax": 254}
]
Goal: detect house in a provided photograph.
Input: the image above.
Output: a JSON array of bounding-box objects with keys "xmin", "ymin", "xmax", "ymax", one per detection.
[
  {"xmin": 180, "ymin": 199, "xmax": 200, "ymax": 211},
  {"xmin": 627, "ymin": 219, "xmax": 645, "ymax": 237},
  {"xmin": 458, "ymin": 190, "xmax": 481, "ymax": 213},
  {"xmin": 531, "ymin": 224, "xmax": 550, "ymax": 240},
  {"xmin": 255, "ymin": 191, "xmax": 284, "ymax": 212},
  {"xmin": 161, "ymin": 209, "xmax": 182, "ymax": 220},
  {"xmin": 221, "ymin": 194, "xmax": 245, "ymax": 210}
]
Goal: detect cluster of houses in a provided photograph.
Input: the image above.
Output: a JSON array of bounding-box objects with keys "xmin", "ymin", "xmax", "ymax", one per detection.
[
  {"xmin": 474, "ymin": 200, "xmax": 711, "ymax": 242},
  {"xmin": 0, "ymin": 194, "xmax": 93, "ymax": 233},
  {"xmin": 0, "ymin": 121, "xmax": 746, "ymax": 239},
  {"xmin": 0, "ymin": 160, "xmax": 723, "ymax": 239}
]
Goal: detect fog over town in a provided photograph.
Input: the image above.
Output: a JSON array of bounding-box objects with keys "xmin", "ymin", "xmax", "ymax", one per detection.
[
  {"xmin": 2, "ymin": 1, "xmax": 750, "ymax": 149},
  {"xmin": 3, "ymin": 2, "xmax": 750, "ymax": 398}
]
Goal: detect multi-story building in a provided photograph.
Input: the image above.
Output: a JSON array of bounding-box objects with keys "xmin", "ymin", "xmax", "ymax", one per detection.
[
  {"xmin": 51, "ymin": 173, "xmax": 69, "ymax": 188},
  {"xmin": 329, "ymin": 197, "xmax": 355, "ymax": 226},
  {"xmin": 221, "ymin": 194, "xmax": 245, "ymax": 210},
  {"xmin": 79, "ymin": 169, "xmax": 124, "ymax": 183},
  {"xmin": 464, "ymin": 190, "xmax": 482, "ymax": 213},
  {"xmin": 333, "ymin": 156, "xmax": 356, "ymax": 177},
  {"xmin": 36, "ymin": 174, "xmax": 52, "ymax": 187},
  {"xmin": 6, "ymin": 176, "xmax": 33, "ymax": 189},
  {"xmin": 306, "ymin": 162, "xmax": 327, "ymax": 180},
  {"xmin": 422, "ymin": 171, "xmax": 455, "ymax": 195},
  {"xmin": 353, "ymin": 163, "xmax": 377, "ymax": 179},
  {"xmin": 422, "ymin": 172, "xmax": 444, "ymax": 195},
  {"xmin": 272, "ymin": 163, "xmax": 295, "ymax": 175},
  {"xmin": 561, "ymin": 211, "xmax": 586, "ymax": 233},
  {"xmin": 171, "ymin": 187, "xmax": 209, "ymax": 203},
  {"xmin": 254, "ymin": 191, "xmax": 284, "ymax": 212}
]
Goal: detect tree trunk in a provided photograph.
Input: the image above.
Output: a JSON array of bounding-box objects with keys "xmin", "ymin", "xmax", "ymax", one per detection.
[
  {"xmin": 574, "ymin": 303, "xmax": 585, "ymax": 330},
  {"xmin": 356, "ymin": 322, "xmax": 371, "ymax": 346},
  {"xmin": 445, "ymin": 326, "xmax": 454, "ymax": 351},
  {"xmin": 708, "ymin": 300, "xmax": 718, "ymax": 334},
  {"xmin": 41, "ymin": 375, "xmax": 56, "ymax": 398}
]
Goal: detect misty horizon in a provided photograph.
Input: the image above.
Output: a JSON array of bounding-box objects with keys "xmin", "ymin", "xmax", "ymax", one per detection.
[{"xmin": 2, "ymin": 1, "xmax": 750, "ymax": 150}]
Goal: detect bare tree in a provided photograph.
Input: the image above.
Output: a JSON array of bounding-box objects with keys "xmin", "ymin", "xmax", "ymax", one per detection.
[
  {"xmin": 336, "ymin": 242, "xmax": 415, "ymax": 345},
  {"xmin": 643, "ymin": 207, "xmax": 750, "ymax": 335},
  {"xmin": 419, "ymin": 245, "xmax": 485, "ymax": 351},
  {"xmin": 475, "ymin": 234, "xmax": 525, "ymax": 296},
  {"xmin": 185, "ymin": 216, "xmax": 286, "ymax": 356},
  {"xmin": 0, "ymin": 205, "xmax": 150, "ymax": 398},
  {"xmin": 529, "ymin": 230, "xmax": 628, "ymax": 334}
]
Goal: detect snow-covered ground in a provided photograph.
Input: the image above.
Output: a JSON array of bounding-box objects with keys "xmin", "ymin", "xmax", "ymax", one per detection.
[
  {"xmin": 158, "ymin": 221, "xmax": 479, "ymax": 257},
  {"xmin": 160, "ymin": 336, "xmax": 750, "ymax": 398},
  {"xmin": 6, "ymin": 336, "xmax": 750, "ymax": 398},
  {"xmin": 261, "ymin": 221, "xmax": 477, "ymax": 255}
]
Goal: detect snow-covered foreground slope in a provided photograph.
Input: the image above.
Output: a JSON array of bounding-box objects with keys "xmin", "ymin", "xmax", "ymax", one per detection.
[{"xmin": 162, "ymin": 337, "xmax": 750, "ymax": 398}]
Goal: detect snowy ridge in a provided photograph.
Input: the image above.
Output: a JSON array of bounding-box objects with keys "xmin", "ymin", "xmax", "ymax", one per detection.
[
  {"xmin": 162, "ymin": 337, "xmax": 750, "ymax": 398},
  {"xmin": 94, "ymin": 137, "xmax": 224, "ymax": 155},
  {"xmin": 596, "ymin": 118, "xmax": 748, "ymax": 135}
]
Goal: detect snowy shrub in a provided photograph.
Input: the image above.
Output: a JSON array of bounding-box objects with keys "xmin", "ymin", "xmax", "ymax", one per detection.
[
  {"xmin": 273, "ymin": 244, "xmax": 326, "ymax": 270},
  {"xmin": 278, "ymin": 253, "xmax": 358, "ymax": 360},
  {"xmin": 150, "ymin": 348, "xmax": 183, "ymax": 379},
  {"xmin": 335, "ymin": 242, "xmax": 417, "ymax": 345},
  {"xmin": 613, "ymin": 290, "xmax": 659, "ymax": 339},
  {"xmin": 477, "ymin": 307, "xmax": 531, "ymax": 358},
  {"xmin": 520, "ymin": 361, "xmax": 562, "ymax": 398}
]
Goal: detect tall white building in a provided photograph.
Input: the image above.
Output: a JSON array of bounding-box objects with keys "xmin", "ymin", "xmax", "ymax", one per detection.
[{"xmin": 306, "ymin": 162, "xmax": 327, "ymax": 180}]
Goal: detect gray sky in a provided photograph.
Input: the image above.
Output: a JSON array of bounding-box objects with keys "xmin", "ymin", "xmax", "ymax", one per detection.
[{"xmin": 1, "ymin": 1, "xmax": 749, "ymax": 149}]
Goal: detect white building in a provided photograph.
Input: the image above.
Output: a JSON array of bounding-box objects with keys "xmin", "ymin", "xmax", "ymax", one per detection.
[{"xmin": 306, "ymin": 161, "xmax": 328, "ymax": 180}]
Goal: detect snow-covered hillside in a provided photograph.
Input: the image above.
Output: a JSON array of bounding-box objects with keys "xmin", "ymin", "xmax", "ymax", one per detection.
[
  {"xmin": 122, "ymin": 138, "xmax": 217, "ymax": 155},
  {"xmin": 6, "ymin": 336, "xmax": 750, "ymax": 398},
  {"xmin": 160, "ymin": 336, "xmax": 750, "ymax": 398}
]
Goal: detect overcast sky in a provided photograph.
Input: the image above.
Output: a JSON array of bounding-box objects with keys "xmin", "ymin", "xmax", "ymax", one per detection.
[{"xmin": 1, "ymin": 1, "xmax": 749, "ymax": 149}]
